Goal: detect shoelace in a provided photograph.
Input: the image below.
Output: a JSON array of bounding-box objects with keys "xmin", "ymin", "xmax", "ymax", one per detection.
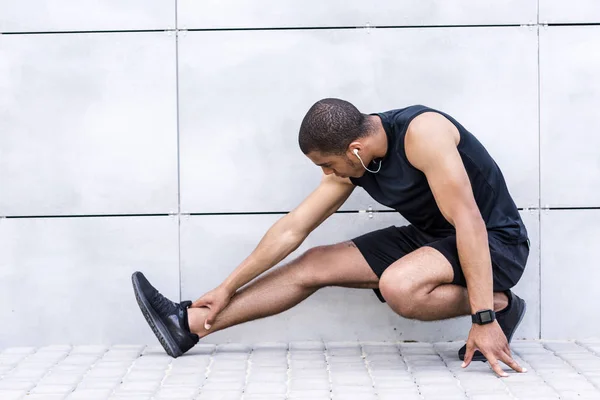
[{"xmin": 152, "ymin": 290, "xmax": 176, "ymax": 313}]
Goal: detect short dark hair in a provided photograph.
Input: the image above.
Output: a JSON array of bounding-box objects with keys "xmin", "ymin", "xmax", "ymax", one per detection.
[{"xmin": 298, "ymin": 98, "xmax": 373, "ymax": 155}]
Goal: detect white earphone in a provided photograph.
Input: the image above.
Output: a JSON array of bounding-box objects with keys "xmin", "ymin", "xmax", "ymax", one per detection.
[{"xmin": 353, "ymin": 148, "xmax": 382, "ymax": 173}]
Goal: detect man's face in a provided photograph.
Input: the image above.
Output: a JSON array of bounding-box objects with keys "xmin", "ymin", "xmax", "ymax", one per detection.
[{"xmin": 306, "ymin": 150, "xmax": 364, "ymax": 179}]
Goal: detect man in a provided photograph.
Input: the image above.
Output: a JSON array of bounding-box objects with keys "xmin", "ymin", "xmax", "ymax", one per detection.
[{"xmin": 132, "ymin": 99, "xmax": 530, "ymax": 378}]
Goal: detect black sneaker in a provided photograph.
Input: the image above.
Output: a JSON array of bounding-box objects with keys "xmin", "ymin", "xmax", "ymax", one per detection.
[
  {"xmin": 131, "ymin": 271, "xmax": 199, "ymax": 358},
  {"xmin": 459, "ymin": 290, "xmax": 527, "ymax": 362}
]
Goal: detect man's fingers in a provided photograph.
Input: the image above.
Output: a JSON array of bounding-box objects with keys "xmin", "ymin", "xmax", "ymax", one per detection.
[
  {"xmin": 486, "ymin": 354, "xmax": 508, "ymax": 378},
  {"xmin": 192, "ymin": 298, "xmax": 210, "ymax": 308},
  {"xmin": 462, "ymin": 343, "xmax": 475, "ymax": 368},
  {"xmin": 501, "ymin": 351, "xmax": 527, "ymax": 373},
  {"xmin": 204, "ymin": 307, "xmax": 221, "ymax": 330}
]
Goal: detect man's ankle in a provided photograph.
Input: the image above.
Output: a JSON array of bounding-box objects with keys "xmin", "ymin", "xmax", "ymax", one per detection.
[{"xmin": 187, "ymin": 307, "xmax": 210, "ymax": 337}]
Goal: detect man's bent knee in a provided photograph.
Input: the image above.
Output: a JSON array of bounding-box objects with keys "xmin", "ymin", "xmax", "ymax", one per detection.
[{"xmin": 379, "ymin": 267, "xmax": 423, "ymax": 320}]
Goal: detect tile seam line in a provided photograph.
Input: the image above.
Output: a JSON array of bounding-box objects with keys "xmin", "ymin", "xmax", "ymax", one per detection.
[
  {"xmin": 4, "ymin": 206, "xmax": 600, "ymax": 219},
  {"xmin": 1, "ymin": 23, "xmax": 541, "ymax": 35},
  {"xmin": 175, "ymin": 0, "xmax": 182, "ymax": 303}
]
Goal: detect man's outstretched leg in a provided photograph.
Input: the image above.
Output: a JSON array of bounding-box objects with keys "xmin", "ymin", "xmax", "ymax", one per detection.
[{"xmin": 132, "ymin": 241, "xmax": 379, "ymax": 357}]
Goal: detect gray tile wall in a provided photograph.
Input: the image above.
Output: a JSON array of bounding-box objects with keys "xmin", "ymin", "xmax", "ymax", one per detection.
[{"xmin": 0, "ymin": 1, "xmax": 597, "ymax": 346}]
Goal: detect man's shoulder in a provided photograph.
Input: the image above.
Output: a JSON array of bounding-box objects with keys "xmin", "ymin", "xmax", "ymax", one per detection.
[{"xmin": 373, "ymin": 105, "xmax": 438, "ymax": 126}]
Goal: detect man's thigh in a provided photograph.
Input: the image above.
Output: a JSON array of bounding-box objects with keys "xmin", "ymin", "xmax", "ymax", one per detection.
[
  {"xmin": 293, "ymin": 240, "xmax": 380, "ymax": 289},
  {"xmin": 350, "ymin": 224, "xmax": 438, "ymax": 301},
  {"xmin": 425, "ymin": 234, "xmax": 530, "ymax": 292}
]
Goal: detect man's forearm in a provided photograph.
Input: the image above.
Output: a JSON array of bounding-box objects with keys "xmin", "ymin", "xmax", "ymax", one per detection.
[
  {"xmin": 220, "ymin": 217, "xmax": 306, "ymax": 294},
  {"xmin": 456, "ymin": 217, "xmax": 494, "ymax": 313}
]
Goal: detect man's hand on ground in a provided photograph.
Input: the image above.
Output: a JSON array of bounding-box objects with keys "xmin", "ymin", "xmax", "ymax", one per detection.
[
  {"xmin": 191, "ymin": 286, "xmax": 234, "ymax": 330},
  {"xmin": 462, "ymin": 321, "xmax": 527, "ymax": 377}
]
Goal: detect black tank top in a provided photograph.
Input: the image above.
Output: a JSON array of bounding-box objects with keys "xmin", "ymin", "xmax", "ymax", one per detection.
[{"xmin": 349, "ymin": 105, "xmax": 528, "ymax": 244}]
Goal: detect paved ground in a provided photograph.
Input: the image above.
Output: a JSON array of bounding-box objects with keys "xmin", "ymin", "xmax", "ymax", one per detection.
[{"xmin": 1, "ymin": 340, "xmax": 599, "ymax": 400}]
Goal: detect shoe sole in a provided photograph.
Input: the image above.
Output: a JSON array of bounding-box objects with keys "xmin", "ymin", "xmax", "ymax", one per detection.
[
  {"xmin": 460, "ymin": 298, "xmax": 527, "ymax": 362},
  {"xmin": 131, "ymin": 273, "xmax": 182, "ymax": 358}
]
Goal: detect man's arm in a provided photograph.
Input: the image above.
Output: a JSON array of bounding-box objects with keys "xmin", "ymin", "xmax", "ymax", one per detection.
[
  {"xmin": 405, "ymin": 113, "xmax": 493, "ymax": 314},
  {"xmin": 404, "ymin": 112, "xmax": 522, "ymax": 377},
  {"xmin": 220, "ymin": 173, "xmax": 355, "ymax": 294}
]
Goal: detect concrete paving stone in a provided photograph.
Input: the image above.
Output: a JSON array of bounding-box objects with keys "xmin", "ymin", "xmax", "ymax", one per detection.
[
  {"xmin": 332, "ymin": 393, "xmax": 376, "ymax": 400},
  {"xmin": 244, "ymin": 381, "xmax": 287, "ymax": 394},
  {"xmin": 23, "ymin": 395, "xmax": 68, "ymax": 400},
  {"xmin": 289, "ymin": 378, "xmax": 330, "ymax": 390},
  {"xmin": 122, "ymin": 369, "xmax": 167, "ymax": 381},
  {"xmin": 289, "ymin": 360, "xmax": 327, "ymax": 369},
  {"xmin": 421, "ymin": 395, "xmax": 467, "ymax": 400},
  {"xmin": 415, "ymin": 376, "xmax": 458, "ymax": 385},
  {"xmin": 65, "ymin": 388, "xmax": 114, "ymax": 399},
  {"xmin": 543, "ymin": 341, "xmax": 589, "ymax": 352},
  {"xmin": 461, "ymin": 379, "xmax": 508, "ymax": 392},
  {"xmin": 172, "ymin": 358, "xmax": 211, "ymax": 368},
  {"xmin": 84, "ymin": 368, "xmax": 130, "ymax": 380},
  {"xmin": 248, "ymin": 365, "xmax": 287, "ymax": 373},
  {"xmin": 367, "ymin": 360, "xmax": 407, "ymax": 370},
  {"xmin": 0, "ymin": 357, "xmax": 26, "ymax": 367},
  {"xmin": 69, "ymin": 345, "xmax": 109, "ymax": 355},
  {"xmin": 101, "ymin": 353, "xmax": 143, "ymax": 361},
  {"xmin": 558, "ymin": 390, "xmax": 600, "ymax": 400},
  {"xmin": 30, "ymin": 384, "xmax": 77, "ymax": 394},
  {"xmin": 332, "ymin": 385, "xmax": 376, "ymax": 394},
  {"xmin": 113, "ymin": 380, "xmax": 160, "ymax": 393},
  {"xmin": 329, "ymin": 365, "xmax": 367, "ymax": 373},
  {"xmin": 74, "ymin": 378, "xmax": 122, "ymax": 390},
  {"xmin": 109, "ymin": 345, "xmax": 146, "ymax": 352},
  {"xmin": 0, "ymin": 390, "xmax": 27, "ymax": 400},
  {"xmin": 289, "ymin": 370, "xmax": 328, "ymax": 379},
  {"xmin": 154, "ymin": 386, "xmax": 199, "ymax": 399},
  {"xmin": 185, "ymin": 345, "xmax": 217, "ymax": 356},
  {"xmin": 330, "ymin": 375, "xmax": 372, "ymax": 386},
  {"xmin": 206, "ymin": 370, "xmax": 247, "ymax": 381},
  {"xmin": 60, "ymin": 354, "xmax": 101, "ymax": 366},
  {"xmin": 289, "ymin": 354, "xmax": 325, "ymax": 361},
  {"xmin": 207, "ymin": 360, "xmax": 248, "ymax": 371},
  {"xmin": 467, "ymin": 395, "xmax": 514, "ymax": 400},
  {"xmin": 0, "ymin": 364, "xmax": 17, "ymax": 375},
  {"xmin": 246, "ymin": 372, "xmax": 287, "ymax": 382},
  {"xmin": 242, "ymin": 396, "xmax": 285, "ymax": 400},
  {"xmin": 4, "ymin": 368, "xmax": 49, "ymax": 381},
  {"xmin": 248, "ymin": 359, "xmax": 287, "ymax": 368},
  {"xmin": 162, "ymin": 373, "xmax": 206, "ymax": 386},
  {"xmin": 37, "ymin": 373, "xmax": 85, "ymax": 386},
  {"xmin": 215, "ymin": 344, "xmax": 252, "ymax": 354},
  {"xmin": 201, "ymin": 380, "xmax": 246, "ymax": 391},
  {"xmin": 548, "ymin": 378, "xmax": 596, "ymax": 391},
  {"xmin": 506, "ymin": 384, "xmax": 560, "ymax": 397},
  {"xmin": 377, "ymin": 388, "xmax": 421, "ymax": 399},
  {"xmin": 327, "ymin": 350, "xmax": 362, "ymax": 358},
  {"xmin": 287, "ymin": 389, "xmax": 331, "ymax": 398},
  {"xmin": 252, "ymin": 342, "xmax": 288, "ymax": 351},
  {"xmin": 418, "ymin": 385, "xmax": 465, "ymax": 396},
  {"xmin": 365, "ymin": 352, "xmax": 403, "ymax": 360},
  {"xmin": 130, "ymin": 358, "xmax": 171, "ymax": 370},
  {"xmin": 37, "ymin": 345, "xmax": 72, "ymax": 353},
  {"xmin": 195, "ymin": 392, "xmax": 242, "ymax": 400},
  {"xmin": 289, "ymin": 342, "xmax": 325, "ymax": 351},
  {"xmin": 1, "ymin": 348, "xmax": 37, "ymax": 356},
  {"xmin": 373, "ymin": 378, "xmax": 417, "ymax": 389}
]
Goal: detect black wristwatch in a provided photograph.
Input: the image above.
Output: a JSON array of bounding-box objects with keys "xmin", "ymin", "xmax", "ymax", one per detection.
[{"xmin": 472, "ymin": 309, "xmax": 496, "ymax": 325}]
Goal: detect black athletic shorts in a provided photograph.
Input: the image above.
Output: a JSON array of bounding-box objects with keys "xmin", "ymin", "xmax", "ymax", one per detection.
[{"xmin": 351, "ymin": 224, "xmax": 530, "ymax": 303}]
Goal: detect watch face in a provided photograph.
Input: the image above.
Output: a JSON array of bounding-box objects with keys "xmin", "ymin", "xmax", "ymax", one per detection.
[{"xmin": 480, "ymin": 311, "xmax": 493, "ymax": 323}]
